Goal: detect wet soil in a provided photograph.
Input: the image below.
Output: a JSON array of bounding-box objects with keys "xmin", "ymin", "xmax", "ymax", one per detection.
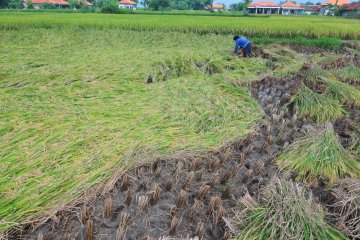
[
  {"xmin": 12, "ymin": 62, "xmax": 310, "ymax": 240},
  {"xmin": 7, "ymin": 46, "xmax": 360, "ymax": 240}
]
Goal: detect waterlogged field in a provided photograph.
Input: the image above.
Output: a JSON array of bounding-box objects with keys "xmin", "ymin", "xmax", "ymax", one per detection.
[
  {"xmin": 0, "ymin": 12, "xmax": 359, "ymax": 240},
  {"xmin": 0, "ymin": 12, "xmax": 360, "ymax": 39}
]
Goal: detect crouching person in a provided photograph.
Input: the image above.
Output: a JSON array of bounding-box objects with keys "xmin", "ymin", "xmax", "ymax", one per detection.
[{"xmin": 231, "ymin": 35, "xmax": 252, "ymax": 58}]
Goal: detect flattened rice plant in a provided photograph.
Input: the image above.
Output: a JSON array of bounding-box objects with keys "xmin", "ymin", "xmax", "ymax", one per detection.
[
  {"xmin": 277, "ymin": 124, "xmax": 359, "ymax": 185},
  {"xmin": 287, "ymin": 84, "xmax": 346, "ymax": 123},
  {"xmin": 324, "ymin": 79, "xmax": 360, "ymax": 105},
  {"xmin": 153, "ymin": 55, "xmax": 223, "ymax": 81},
  {"xmin": 235, "ymin": 178, "xmax": 348, "ymax": 240},
  {"xmin": 333, "ymin": 66, "xmax": 360, "ymax": 85}
]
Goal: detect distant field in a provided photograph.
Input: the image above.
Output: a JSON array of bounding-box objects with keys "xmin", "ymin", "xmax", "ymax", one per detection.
[{"xmin": 0, "ymin": 12, "xmax": 359, "ymax": 39}]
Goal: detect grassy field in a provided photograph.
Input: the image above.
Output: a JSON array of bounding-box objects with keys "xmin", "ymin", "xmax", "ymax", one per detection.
[
  {"xmin": 0, "ymin": 26, "xmax": 265, "ymax": 232},
  {"xmin": 0, "ymin": 12, "xmax": 359, "ymax": 236},
  {"xmin": 0, "ymin": 12, "xmax": 360, "ymax": 39}
]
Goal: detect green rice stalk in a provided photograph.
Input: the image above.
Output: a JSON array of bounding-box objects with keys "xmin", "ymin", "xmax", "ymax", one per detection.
[
  {"xmin": 277, "ymin": 124, "xmax": 359, "ymax": 185},
  {"xmin": 235, "ymin": 178, "xmax": 348, "ymax": 240},
  {"xmin": 333, "ymin": 66, "xmax": 360, "ymax": 85},
  {"xmin": 324, "ymin": 79, "xmax": 360, "ymax": 105},
  {"xmin": 287, "ymin": 84, "xmax": 346, "ymax": 123}
]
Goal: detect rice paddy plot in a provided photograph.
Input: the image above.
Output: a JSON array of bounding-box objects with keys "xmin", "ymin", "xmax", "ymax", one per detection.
[
  {"xmin": 1, "ymin": 13, "xmax": 360, "ymax": 239},
  {"xmin": 0, "ymin": 12, "xmax": 359, "ymax": 39}
]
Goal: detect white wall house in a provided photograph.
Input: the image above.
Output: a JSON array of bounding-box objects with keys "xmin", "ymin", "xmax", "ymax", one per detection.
[
  {"xmin": 119, "ymin": 0, "xmax": 136, "ymax": 9},
  {"xmin": 281, "ymin": 2, "xmax": 304, "ymax": 15}
]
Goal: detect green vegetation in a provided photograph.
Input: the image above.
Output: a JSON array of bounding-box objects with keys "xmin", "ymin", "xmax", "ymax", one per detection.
[
  {"xmin": 0, "ymin": 28, "xmax": 263, "ymax": 232},
  {"xmin": 0, "ymin": 11, "xmax": 359, "ymax": 237},
  {"xmin": 0, "ymin": 12, "xmax": 359, "ymax": 39},
  {"xmin": 333, "ymin": 65, "xmax": 360, "ymax": 85},
  {"xmin": 235, "ymin": 178, "xmax": 348, "ymax": 240},
  {"xmin": 288, "ymin": 84, "xmax": 346, "ymax": 123},
  {"xmin": 325, "ymin": 79, "xmax": 360, "ymax": 105},
  {"xmin": 277, "ymin": 124, "xmax": 359, "ymax": 185}
]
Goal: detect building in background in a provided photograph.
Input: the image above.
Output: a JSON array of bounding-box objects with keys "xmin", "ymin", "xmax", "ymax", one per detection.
[
  {"xmin": 119, "ymin": 0, "xmax": 137, "ymax": 10},
  {"xmin": 319, "ymin": 0, "xmax": 350, "ymax": 15},
  {"xmin": 23, "ymin": 0, "xmax": 69, "ymax": 8},
  {"xmin": 302, "ymin": 5, "xmax": 321, "ymax": 15},
  {"xmin": 341, "ymin": 2, "xmax": 360, "ymax": 18},
  {"xmin": 280, "ymin": 1, "xmax": 304, "ymax": 14},
  {"xmin": 212, "ymin": 3, "xmax": 225, "ymax": 11},
  {"xmin": 247, "ymin": 1, "xmax": 280, "ymax": 14}
]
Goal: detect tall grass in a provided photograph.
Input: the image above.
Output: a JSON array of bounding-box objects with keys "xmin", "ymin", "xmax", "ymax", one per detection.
[
  {"xmin": 235, "ymin": 178, "xmax": 348, "ymax": 240},
  {"xmin": 288, "ymin": 84, "xmax": 346, "ymax": 123},
  {"xmin": 0, "ymin": 12, "xmax": 359, "ymax": 39},
  {"xmin": 277, "ymin": 124, "xmax": 359, "ymax": 185}
]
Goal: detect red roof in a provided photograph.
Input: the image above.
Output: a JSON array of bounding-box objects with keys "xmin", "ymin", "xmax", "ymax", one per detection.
[
  {"xmin": 212, "ymin": 3, "xmax": 224, "ymax": 9},
  {"xmin": 25, "ymin": 0, "xmax": 69, "ymax": 4},
  {"xmin": 119, "ymin": 0, "xmax": 136, "ymax": 4},
  {"xmin": 344, "ymin": 2, "xmax": 360, "ymax": 10},
  {"xmin": 281, "ymin": 1, "xmax": 301, "ymax": 7},
  {"xmin": 249, "ymin": 1, "xmax": 279, "ymax": 7},
  {"xmin": 321, "ymin": 0, "xmax": 350, "ymax": 6}
]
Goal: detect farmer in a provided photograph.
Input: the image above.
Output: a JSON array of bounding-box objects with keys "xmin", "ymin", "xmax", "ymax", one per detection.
[{"xmin": 232, "ymin": 35, "xmax": 252, "ymax": 58}]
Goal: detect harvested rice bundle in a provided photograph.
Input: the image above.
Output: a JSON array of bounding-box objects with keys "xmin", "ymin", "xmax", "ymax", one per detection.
[
  {"xmin": 235, "ymin": 178, "xmax": 348, "ymax": 240},
  {"xmin": 277, "ymin": 124, "xmax": 359, "ymax": 185},
  {"xmin": 324, "ymin": 79, "xmax": 360, "ymax": 105},
  {"xmin": 288, "ymin": 84, "xmax": 346, "ymax": 123}
]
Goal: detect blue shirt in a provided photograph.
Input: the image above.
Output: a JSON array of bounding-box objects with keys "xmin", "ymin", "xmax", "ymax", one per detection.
[{"xmin": 234, "ymin": 37, "xmax": 251, "ymax": 53}]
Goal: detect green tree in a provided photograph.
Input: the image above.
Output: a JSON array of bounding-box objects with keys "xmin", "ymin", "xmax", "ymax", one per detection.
[
  {"xmin": 230, "ymin": 2, "xmax": 245, "ymax": 11},
  {"xmin": 243, "ymin": 0, "xmax": 252, "ymax": 14},
  {"xmin": 171, "ymin": 0, "xmax": 190, "ymax": 10},
  {"xmin": 0, "ymin": 0, "xmax": 7, "ymax": 8},
  {"xmin": 68, "ymin": 0, "xmax": 81, "ymax": 8},
  {"xmin": 148, "ymin": 0, "xmax": 171, "ymax": 10},
  {"xmin": 7, "ymin": 0, "xmax": 23, "ymax": 8},
  {"xmin": 141, "ymin": 0, "xmax": 149, "ymax": 8},
  {"xmin": 189, "ymin": 0, "xmax": 212, "ymax": 10}
]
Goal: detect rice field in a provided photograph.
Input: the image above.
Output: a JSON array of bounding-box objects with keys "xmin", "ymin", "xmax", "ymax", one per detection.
[
  {"xmin": 0, "ymin": 12, "xmax": 359, "ymax": 240},
  {"xmin": 0, "ymin": 12, "xmax": 360, "ymax": 39},
  {"xmin": 0, "ymin": 26, "xmax": 263, "ymax": 233}
]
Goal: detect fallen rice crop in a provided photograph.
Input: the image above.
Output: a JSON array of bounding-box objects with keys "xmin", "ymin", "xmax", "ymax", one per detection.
[
  {"xmin": 324, "ymin": 79, "xmax": 360, "ymax": 105},
  {"xmin": 277, "ymin": 124, "xmax": 359, "ymax": 185},
  {"xmin": 1, "ymin": 12, "xmax": 359, "ymax": 237},
  {"xmin": 333, "ymin": 66, "xmax": 360, "ymax": 85},
  {"xmin": 0, "ymin": 28, "xmax": 263, "ymax": 232},
  {"xmin": 235, "ymin": 178, "xmax": 348, "ymax": 240},
  {"xmin": 287, "ymin": 84, "xmax": 346, "ymax": 123},
  {"xmin": 330, "ymin": 179, "xmax": 360, "ymax": 239}
]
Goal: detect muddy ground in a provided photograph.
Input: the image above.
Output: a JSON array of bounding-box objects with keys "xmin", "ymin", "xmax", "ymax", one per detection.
[{"xmin": 8, "ymin": 44, "xmax": 360, "ymax": 240}]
